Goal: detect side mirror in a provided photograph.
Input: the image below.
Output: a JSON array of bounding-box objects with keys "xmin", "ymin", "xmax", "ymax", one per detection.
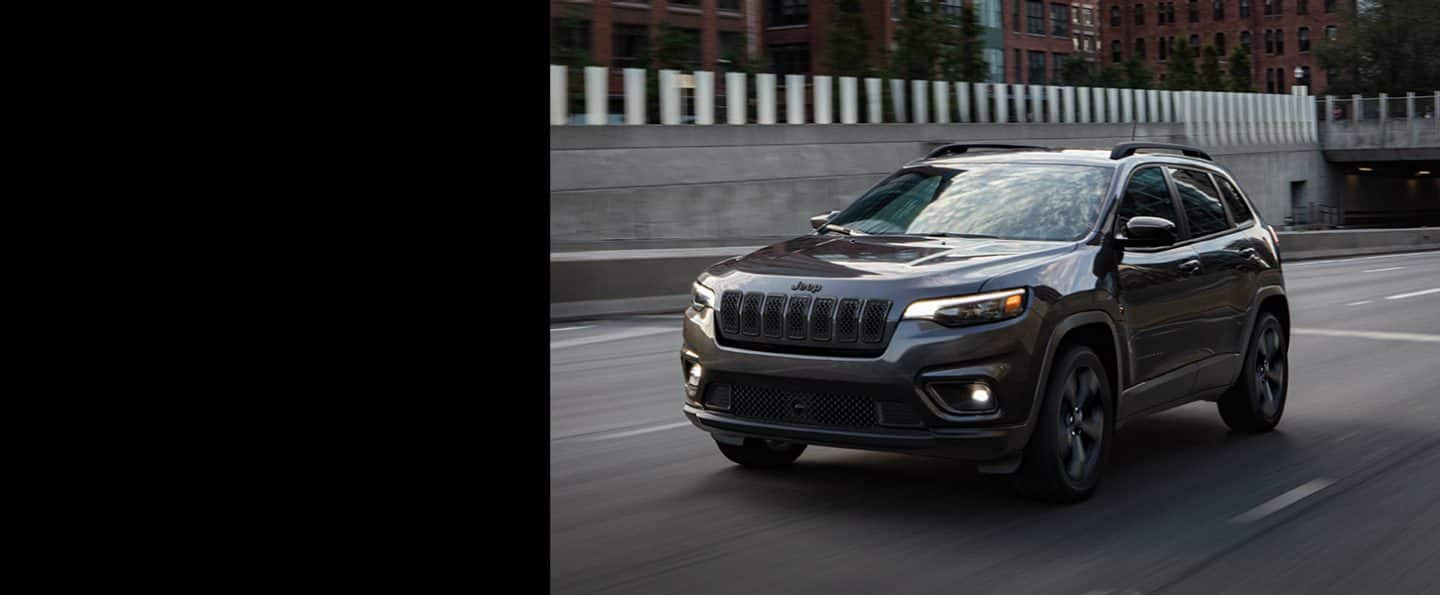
[
  {"xmin": 810, "ymin": 210, "xmax": 840, "ymax": 230},
  {"xmin": 1117, "ymin": 216, "xmax": 1178, "ymax": 248}
]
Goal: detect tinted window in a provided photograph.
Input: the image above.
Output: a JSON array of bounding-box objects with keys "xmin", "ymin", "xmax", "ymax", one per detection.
[
  {"xmin": 1215, "ymin": 176, "xmax": 1254, "ymax": 223},
  {"xmin": 830, "ymin": 164, "xmax": 1112, "ymax": 241},
  {"xmin": 1169, "ymin": 167, "xmax": 1229, "ymax": 236},
  {"xmin": 1117, "ymin": 167, "xmax": 1177, "ymax": 230}
]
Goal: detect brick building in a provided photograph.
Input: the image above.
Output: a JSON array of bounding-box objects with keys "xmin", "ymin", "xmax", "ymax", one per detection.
[
  {"xmin": 549, "ymin": 0, "xmax": 756, "ymax": 73},
  {"xmin": 1003, "ymin": 1, "xmax": 1103, "ymax": 85},
  {"xmin": 1102, "ymin": 0, "xmax": 1351, "ymax": 92}
]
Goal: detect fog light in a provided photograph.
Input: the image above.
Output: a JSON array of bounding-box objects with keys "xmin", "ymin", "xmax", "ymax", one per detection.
[
  {"xmin": 927, "ymin": 381, "xmax": 997, "ymax": 414},
  {"xmin": 687, "ymin": 363, "xmax": 703, "ymax": 387}
]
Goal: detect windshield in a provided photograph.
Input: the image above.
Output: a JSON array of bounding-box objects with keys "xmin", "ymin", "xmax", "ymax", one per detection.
[{"xmin": 828, "ymin": 164, "xmax": 1113, "ymax": 241}]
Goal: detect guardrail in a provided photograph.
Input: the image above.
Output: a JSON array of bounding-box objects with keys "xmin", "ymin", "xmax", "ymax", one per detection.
[
  {"xmin": 549, "ymin": 65, "xmax": 1337, "ymax": 147},
  {"xmin": 1320, "ymin": 93, "xmax": 1440, "ymax": 152}
]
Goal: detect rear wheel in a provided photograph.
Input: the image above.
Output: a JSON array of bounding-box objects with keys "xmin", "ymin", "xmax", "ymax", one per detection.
[
  {"xmin": 716, "ymin": 438, "xmax": 806, "ymax": 468},
  {"xmin": 1219, "ymin": 313, "xmax": 1288, "ymax": 433},
  {"xmin": 1014, "ymin": 346, "xmax": 1113, "ymax": 504}
]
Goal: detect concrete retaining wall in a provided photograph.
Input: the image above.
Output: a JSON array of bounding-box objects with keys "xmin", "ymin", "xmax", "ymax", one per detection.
[{"xmin": 551, "ymin": 229, "xmax": 1439, "ymax": 320}]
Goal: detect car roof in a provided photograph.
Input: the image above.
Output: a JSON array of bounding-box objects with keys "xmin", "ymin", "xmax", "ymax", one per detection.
[{"xmin": 915, "ymin": 148, "xmax": 1225, "ymax": 173}]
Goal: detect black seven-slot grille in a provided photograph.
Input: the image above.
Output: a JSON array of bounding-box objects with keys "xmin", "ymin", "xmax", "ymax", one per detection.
[{"xmin": 718, "ymin": 290, "xmax": 892, "ymax": 352}]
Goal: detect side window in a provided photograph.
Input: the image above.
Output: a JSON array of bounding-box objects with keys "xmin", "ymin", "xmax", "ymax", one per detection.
[
  {"xmin": 1117, "ymin": 167, "xmax": 1178, "ymax": 231},
  {"xmin": 1215, "ymin": 175, "xmax": 1255, "ymax": 224},
  {"xmin": 1168, "ymin": 167, "xmax": 1230, "ymax": 236}
]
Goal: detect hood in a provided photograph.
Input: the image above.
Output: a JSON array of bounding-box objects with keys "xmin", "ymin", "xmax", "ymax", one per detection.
[{"xmin": 706, "ymin": 235, "xmax": 1077, "ymax": 281}]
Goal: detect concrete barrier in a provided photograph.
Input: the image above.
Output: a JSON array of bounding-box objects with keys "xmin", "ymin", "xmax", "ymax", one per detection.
[{"xmin": 551, "ymin": 229, "xmax": 1440, "ymax": 320}]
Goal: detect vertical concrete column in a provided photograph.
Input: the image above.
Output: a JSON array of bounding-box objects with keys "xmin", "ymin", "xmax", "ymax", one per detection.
[
  {"xmin": 1134, "ymin": 89, "xmax": 1147, "ymax": 123},
  {"xmin": 933, "ymin": 80, "xmax": 949, "ymax": 123},
  {"xmin": 1121, "ymin": 89, "xmax": 1134, "ymax": 122},
  {"xmin": 1244, "ymin": 93, "xmax": 1257, "ymax": 144},
  {"xmin": 1047, "ymin": 86, "xmax": 1061, "ymax": 123},
  {"xmin": 975, "ymin": 82, "xmax": 992, "ymax": 123},
  {"xmin": 1031, "ymin": 84, "xmax": 1045, "ymax": 122},
  {"xmin": 1076, "ymin": 87, "xmax": 1089, "ymax": 123},
  {"xmin": 1351, "ymin": 94, "xmax": 1363, "ymax": 122},
  {"xmin": 725, "ymin": 71, "xmax": 746, "ymax": 124},
  {"xmin": 1014, "ymin": 84, "xmax": 1028, "ymax": 123},
  {"xmin": 694, "ymin": 71, "xmax": 714, "ymax": 125},
  {"xmin": 586, "ymin": 65, "xmax": 608, "ymax": 125},
  {"xmin": 890, "ymin": 79, "xmax": 907, "ymax": 122},
  {"xmin": 786, "ymin": 74, "xmax": 805, "ymax": 124},
  {"xmin": 1107, "ymin": 88, "xmax": 1120, "ymax": 122},
  {"xmin": 994, "ymin": 83, "xmax": 1009, "ymax": 123},
  {"xmin": 1310, "ymin": 95, "xmax": 1320, "ymax": 142},
  {"xmin": 1435, "ymin": 91, "xmax": 1439, "ymax": 132},
  {"xmin": 1267, "ymin": 94, "xmax": 1280, "ymax": 144},
  {"xmin": 1215, "ymin": 93, "xmax": 1227, "ymax": 145},
  {"xmin": 1324, "ymin": 95, "xmax": 1335, "ymax": 123},
  {"xmin": 1063, "ymin": 86, "xmax": 1076, "ymax": 123},
  {"xmin": 1378, "ymin": 92, "xmax": 1388, "ymax": 133},
  {"xmin": 1161, "ymin": 91, "xmax": 1173, "ymax": 122},
  {"xmin": 1093, "ymin": 87, "xmax": 1106, "ymax": 122},
  {"xmin": 659, "ymin": 69, "xmax": 680, "ymax": 125},
  {"xmin": 757, "ymin": 73, "xmax": 776, "ymax": 124},
  {"xmin": 814, "ymin": 75, "xmax": 833, "ymax": 124},
  {"xmin": 839, "ymin": 77, "xmax": 858, "ymax": 124},
  {"xmin": 1406, "ymin": 91, "xmax": 1416, "ymax": 120},
  {"xmin": 956, "ymin": 82, "xmax": 972, "ymax": 123},
  {"xmin": 912, "ymin": 80, "xmax": 930, "ymax": 123},
  {"xmin": 626, "ymin": 68, "xmax": 648, "ymax": 125},
  {"xmin": 1180, "ymin": 92, "xmax": 1194, "ymax": 141},
  {"xmin": 866, "ymin": 77, "xmax": 883, "ymax": 123},
  {"xmin": 1147, "ymin": 90, "xmax": 1159, "ymax": 123},
  {"xmin": 550, "ymin": 65, "xmax": 567, "ymax": 125}
]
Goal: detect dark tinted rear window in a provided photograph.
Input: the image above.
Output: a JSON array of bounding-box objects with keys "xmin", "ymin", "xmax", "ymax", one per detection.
[
  {"xmin": 1168, "ymin": 167, "xmax": 1229, "ymax": 237},
  {"xmin": 1215, "ymin": 175, "xmax": 1254, "ymax": 224}
]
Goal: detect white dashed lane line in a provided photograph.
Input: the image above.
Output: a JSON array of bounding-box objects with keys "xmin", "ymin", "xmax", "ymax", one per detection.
[
  {"xmin": 1293, "ymin": 328, "xmax": 1440, "ymax": 343},
  {"xmin": 1230, "ymin": 478, "xmax": 1337, "ymax": 524},
  {"xmin": 1361, "ymin": 266, "xmax": 1405, "ymax": 273},
  {"xmin": 551, "ymin": 325, "xmax": 595, "ymax": 332},
  {"xmin": 1385, "ymin": 288, "xmax": 1440, "ymax": 301}
]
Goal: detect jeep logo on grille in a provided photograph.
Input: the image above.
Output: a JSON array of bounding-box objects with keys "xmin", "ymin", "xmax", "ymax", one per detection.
[{"xmin": 791, "ymin": 282, "xmax": 823, "ymax": 293}]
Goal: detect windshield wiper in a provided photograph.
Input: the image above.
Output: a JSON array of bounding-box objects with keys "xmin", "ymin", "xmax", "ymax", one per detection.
[
  {"xmin": 910, "ymin": 232, "xmax": 1002, "ymax": 239},
  {"xmin": 819, "ymin": 223, "xmax": 865, "ymax": 236}
]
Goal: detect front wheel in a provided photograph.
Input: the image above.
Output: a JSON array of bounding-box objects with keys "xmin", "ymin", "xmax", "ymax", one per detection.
[
  {"xmin": 716, "ymin": 438, "xmax": 806, "ymax": 469},
  {"xmin": 1218, "ymin": 313, "xmax": 1288, "ymax": 433},
  {"xmin": 1014, "ymin": 346, "xmax": 1113, "ymax": 504}
]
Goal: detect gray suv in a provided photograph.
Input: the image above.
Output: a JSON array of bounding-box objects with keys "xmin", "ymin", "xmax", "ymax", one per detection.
[{"xmin": 680, "ymin": 143, "xmax": 1290, "ymax": 502}]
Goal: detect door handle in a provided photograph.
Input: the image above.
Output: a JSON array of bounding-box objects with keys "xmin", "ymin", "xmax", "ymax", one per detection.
[{"xmin": 1178, "ymin": 259, "xmax": 1203, "ymax": 275}]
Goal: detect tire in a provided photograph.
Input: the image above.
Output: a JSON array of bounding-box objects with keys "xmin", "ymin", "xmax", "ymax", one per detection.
[
  {"xmin": 1218, "ymin": 313, "xmax": 1288, "ymax": 433},
  {"xmin": 716, "ymin": 438, "xmax": 806, "ymax": 469},
  {"xmin": 1014, "ymin": 346, "xmax": 1114, "ymax": 504}
]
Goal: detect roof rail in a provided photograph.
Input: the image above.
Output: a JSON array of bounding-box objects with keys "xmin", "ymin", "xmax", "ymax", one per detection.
[
  {"xmin": 923, "ymin": 143, "xmax": 1051, "ymax": 160},
  {"xmin": 1109, "ymin": 142, "xmax": 1212, "ymax": 161}
]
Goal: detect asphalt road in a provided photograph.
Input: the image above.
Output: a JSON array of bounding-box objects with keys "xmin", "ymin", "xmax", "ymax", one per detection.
[{"xmin": 550, "ymin": 250, "xmax": 1440, "ymax": 595}]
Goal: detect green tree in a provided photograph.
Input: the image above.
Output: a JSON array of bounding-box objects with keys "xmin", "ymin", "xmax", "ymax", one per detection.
[
  {"xmin": 1095, "ymin": 64, "xmax": 1127, "ymax": 88},
  {"xmin": 1199, "ymin": 45, "xmax": 1225, "ymax": 90},
  {"xmin": 653, "ymin": 23, "xmax": 698, "ymax": 70},
  {"xmin": 1164, "ymin": 39, "xmax": 1198, "ymax": 90},
  {"xmin": 940, "ymin": 4, "xmax": 988, "ymax": 82},
  {"xmin": 550, "ymin": 6, "xmax": 594, "ymax": 67},
  {"xmin": 1315, "ymin": 0, "xmax": 1440, "ymax": 95},
  {"xmin": 1227, "ymin": 45, "xmax": 1253, "ymax": 91},
  {"xmin": 1059, "ymin": 55, "xmax": 1095, "ymax": 86},
  {"xmin": 827, "ymin": 0, "xmax": 871, "ymax": 76},
  {"xmin": 893, "ymin": 0, "xmax": 940, "ymax": 80},
  {"xmin": 1123, "ymin": 57, "xmax": 1153, "ymax": 89}
]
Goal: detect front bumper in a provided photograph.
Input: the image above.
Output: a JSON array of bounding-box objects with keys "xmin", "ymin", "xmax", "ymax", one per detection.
[{"xmin": 680, "ymin": 303, "xmax": 1049, "ymax": 462}]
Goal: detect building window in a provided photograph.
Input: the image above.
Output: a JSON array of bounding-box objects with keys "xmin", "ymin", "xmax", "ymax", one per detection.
[
  {"xmin": 1325, "ymin": 25, "xmax": 1337, "ymax": 41},
  {"xmin": 1216, "ymin": 32, "xmax": 1226, "ymax": 55},
  {"xmin": 769, "ymin": 43, "xmax": 810, "ymax": 74},
  {"xmin": 1053, "ymin": 53, "xmax": 1067, "ymax": 82},
  {"xmin": 767, "ymin": 0, "xmax": 808, "ymax": 27},
  {"xmin": 1159, "ymin": 36, "xmax": 1168, "ymax": 60},
  {"xmin": 1298, "ymin": 27, "xmax": 1310, "ymax": 52},
  {"xmin": 1135, "ymin": 38, "xmax": 1146, "ymax": 59},
  {"xmin": 1241, "ymin": 31, "xmax": 1251, "ymax": 50},
  {"xmin": 718, "ymin": 0, "xmax": 741, "ymax": 9},
  {"xmin": 613, "ymin": 24, "xmax": 649, "ymax": 67},
  {"xmin": 671, "ymin": 0, "xmax": 701, "ymax": 7},
  {"xmin": 1264, "ymin": 0, "xmax": 1272, "ymax": 15},
  {"xmin": 1240, "ymin": 0, "xmax": 1250, "ymax": 17},
  {"xmin": 719, "ymin": 32, "xmax": 744, "ymax": 65},
  {"xmin": 1028, "ymin": 50, "xmax": 1047, "ymax": 85},
  {"xmin": 1027, "ymin": 1, "xmax": 1045, "ymax": 34},
  {"xmin": 1188, "ymin": 0, "xmax": 1199, "ymax": 22},
  {"xmin": 1264, "ymin": 30, "xmax": 1274, "ymax": 54},
  {"xmin": 1015, "ymin": 48, "xmax": 1023, "ymax": 81},
  {"xmin": 1083, "ymin": 7, "xmax": 1094, "ymax": 25},
  {"xmin": 1300, "ymin": 66, "xmax": 1311, "ymax": 85},
  {"xmin": 1013, "ymin": 0, "xmax": 1021, "ymax": 32},
  {"xmin": 942, "ymin": 0, "xmax": 965, "ymax": 18},
  {"xmin": 1276, "ymin": 29, "xmax": 1284, "ymax": 54},
  {"xmin": 1112, "ymin": 40, "xmax": 1123, "ymax": 62},
  {"xmin": 1297, "ymin": 0, "xmax": 1308, "ymax": 14},
  {"xmin": 1134, "ymin": 3, "xmax": 1145, "ymax": 24},
  {"xmin": 1325, "ymin": 0, "xmax": 1336, "ymax": 12},
  {"xmin": 1051, "ymin": 4, "xmax": 1070, "ymax": 36},
  {"xmin": 1213, "ymin": 0, "xmax": 1224, "ymax": 20},
  {"xmin": 1266, "ymin": 68, "xmax": 1275, "ymax": 93},
  {"xmin": 1111, "ymin": 5, "xmax": 1121, "ymax": 26},
  {"xmin": 1189, "ymin": 33, "xmax": 1199, "ymax": 50},
  {"xmin": 552, "ymin": 16, "xmax": 592, "ymax": 63},
  {"xmin": 1166, "ymin": 2, "xmax": 1176, "ymax": 23}
]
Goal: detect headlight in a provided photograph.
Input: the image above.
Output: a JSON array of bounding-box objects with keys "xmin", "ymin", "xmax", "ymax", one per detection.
[
  {"xmin": 691, "ymin": 281, "xmax": 716, "ymax": 311},
  {"xmin": 903, "ymin": 288, "xmax": 1027, "ymax": 327}
]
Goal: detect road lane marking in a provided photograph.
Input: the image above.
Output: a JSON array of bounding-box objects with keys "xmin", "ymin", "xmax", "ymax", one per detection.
[
  {"xmin": 551, "ymin": 325, "xmax": 594, "ymax": 332},
  {"xmin": 1230, "ymin": 478, "xmax": 1336, "ymax": 524},
  {"xmin": 1345, "ymin": 300, "xmax": 1373, "ymax": 306},
  {"xmin": 1361, "ymin": 266, "xmax": 1405, "ymax": 273},
  {"xmin": 571, "ymin": 421, "xmax": 692, "ymax": 442},
  {"xmin": 1293, "ymin": 328, "xmax": 1440, "ymax": 343},
  {"xmin": 550, "ymin": 326, "xmax": 676, "ymax": 350},
  {"xmin": 1385, "ymin": 288, "xmax": 1440, "ymax": 300},
  {"xmin": 1287, "ymin": 251, "xmax": 1440, "ymax": 267}
]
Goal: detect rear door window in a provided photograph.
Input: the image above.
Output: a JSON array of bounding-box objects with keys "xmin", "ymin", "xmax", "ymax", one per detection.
[
  {"xmin": 1214, "ymin": 175, "xmax": 1255, "ymax": 224},
  {"xmin": 1168, "ymin": 167, "xmax": 1230, "ymax": 237}
]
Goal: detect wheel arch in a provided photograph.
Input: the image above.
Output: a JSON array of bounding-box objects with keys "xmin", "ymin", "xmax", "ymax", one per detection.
[{"xmin": 1022, "ymin": 311, "xmax": 1124, "ymax": 447}]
